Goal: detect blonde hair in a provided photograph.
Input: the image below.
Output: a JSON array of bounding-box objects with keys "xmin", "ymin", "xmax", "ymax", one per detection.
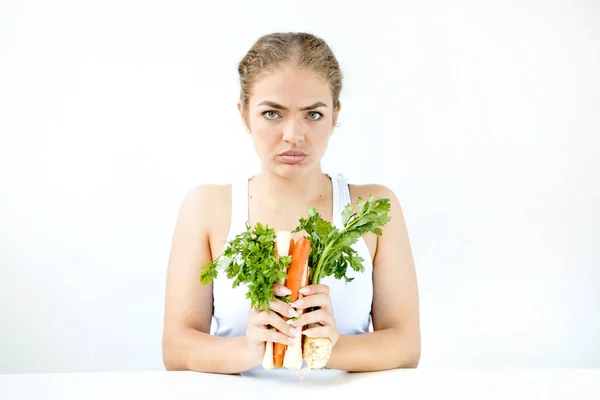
[{"xmin": 237, "ymin": 32, "xmax": 343, "ymax": 111}]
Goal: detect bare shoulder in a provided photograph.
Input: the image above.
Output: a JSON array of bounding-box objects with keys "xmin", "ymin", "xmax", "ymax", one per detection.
[
  {"xmin": 179, "ymin": 183, "xmax": 231, "ymax": 216},
  {"xmin": 347, "ymin": 182, "xmax": 407, "ymax": 262},
  {"xmin": 349, "ymin": 183, "xmax": 399, "ymax": 204},
  {"xmin": 348, "ymin": 183, "xmax": 404, "ymax": 221},
  {"xmin": 175, "ymin": 183, "xmax": 232, "ymax": 256}
]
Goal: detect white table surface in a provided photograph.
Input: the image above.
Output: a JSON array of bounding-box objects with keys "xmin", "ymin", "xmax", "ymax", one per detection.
[{"xmin": 1, "ymin": 368, "xmax": 599, "ymax": 399}]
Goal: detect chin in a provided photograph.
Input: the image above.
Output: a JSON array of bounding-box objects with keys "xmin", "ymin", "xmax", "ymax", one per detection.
[{"xmin": 268, "ymin": 163, "xmax": 313, "ymax": 179}]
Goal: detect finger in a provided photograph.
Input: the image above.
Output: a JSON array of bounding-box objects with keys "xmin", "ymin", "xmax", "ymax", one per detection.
[
  {"xmin": 273, "ymin": 283, "xmax": 292, "ymax": 297},
  {"xmin": 268, "ymin": 298, "xmax": 300, "ymax": 319},
  {"xmin": 263, "ymin": 312, "xmax": 301, "ymax": 338},
  {"xmin": 289, "ymin": 293, "xmax": 332, "ymax": 311},
  {"xmin": 266, "ymin": 329, "xmax": 298, "ymax": 346},
  {"xmin": 291, "ymin": 309, "xmax": 334, "ymax": 328},
  {"xmin": 302, "ymin": 325, "xmax": 335, "ymax": 340},
  {"xmin": 252, "ymin": 310, "xmax": 270, "ymax": 326},
  {"xmin": 298, "ymin": 284, "xmax": 330, "ymax": 296},
  {"xmin": 247, "ymin": 326, "xmax": 296, "ymax": 346}
]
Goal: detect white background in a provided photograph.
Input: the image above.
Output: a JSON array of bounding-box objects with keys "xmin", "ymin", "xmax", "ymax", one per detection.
[{"xmin": 1, "ymin": 0, "xmax": 598, "ymax": 374}]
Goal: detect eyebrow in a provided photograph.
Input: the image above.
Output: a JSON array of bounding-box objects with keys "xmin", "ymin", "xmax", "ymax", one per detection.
[{"xmin": 257, "ymin": 101, "xmax": 328, "ymax": 111}]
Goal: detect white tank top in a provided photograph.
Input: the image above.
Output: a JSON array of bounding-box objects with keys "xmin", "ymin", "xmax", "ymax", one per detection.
[{"xmin": 211, "ymin": 173, "xmax": 374, "ymax": 339}]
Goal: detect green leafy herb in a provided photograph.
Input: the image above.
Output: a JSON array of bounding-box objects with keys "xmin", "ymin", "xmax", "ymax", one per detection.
[
  {"xmin": 199, "ymin": 221, "xmax": 291, "ymax": 312},
  {"xmin": 293, "ymin": 195, "xmax": 391, "ymax": 285}
]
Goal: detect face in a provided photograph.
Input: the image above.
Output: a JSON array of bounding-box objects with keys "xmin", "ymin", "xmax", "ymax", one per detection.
[{"xmin": 238, "ymin": 66, "xmax": 340, "ymax": 179}]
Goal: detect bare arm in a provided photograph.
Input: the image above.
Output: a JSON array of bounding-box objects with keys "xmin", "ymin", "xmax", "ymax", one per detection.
[
  {"xmin": 161, "ymin": 185, "xmax": 258, "ymax": 374},
  {"xmin": 325, "ymin": 185, "xmax": 421, "ymax": 371}
]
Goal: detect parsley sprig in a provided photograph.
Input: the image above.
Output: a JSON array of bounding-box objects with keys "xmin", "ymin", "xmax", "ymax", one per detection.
[
  {"xmin": 293, "ymin": 195, "xmax": 391, "ymax": 285},
  {"xmin": 200, "ymin": 221, "xmax": 291, "ymax": 312}
]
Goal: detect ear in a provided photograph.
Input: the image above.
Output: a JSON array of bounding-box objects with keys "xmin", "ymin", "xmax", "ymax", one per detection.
[
  {"xmin": 238, "ymin": 100, "xmax": 251, "ymax": 133},
  {"xmin": 331, "ymin": 101, "xmax": 342, "ymax": 133}
]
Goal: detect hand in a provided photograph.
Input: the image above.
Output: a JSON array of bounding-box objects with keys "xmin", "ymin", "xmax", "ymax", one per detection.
[
  {"xmin": 289, "ymin": 284, "xmax": 340, "ymax": 348},
  {"xmin": 246, "ymin": 283, "xmax": 301, "ymax": 365}
]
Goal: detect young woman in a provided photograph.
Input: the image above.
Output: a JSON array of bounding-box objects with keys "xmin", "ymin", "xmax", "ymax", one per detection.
[{"xmin": 162, "ymin": 32, "xmax": 420, "ymax": 374}]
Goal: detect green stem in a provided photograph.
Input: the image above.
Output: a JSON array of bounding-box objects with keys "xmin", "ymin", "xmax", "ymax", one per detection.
[
  {"xmin": 311, "ymin": 231, "xmax": 346, "ymax": 285},
  {"xmin": 309, "ymin": 205, "xmax": 368, "ymax": 284},
  {"xmin": 311, "ymin": 240, "xmax": 335, "ymax": 285}
]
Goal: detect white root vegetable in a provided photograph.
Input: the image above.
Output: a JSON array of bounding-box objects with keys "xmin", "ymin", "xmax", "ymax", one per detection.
[
  {"xmin": 262, "ymin": 342, "xmax": 274, "ymax": 369},
  {"xmin": 275, "ymin": 231, "xmax": 292, "ymax": 259},
  {"xmin": 303, "ymin": 336, "xmax": 332, "ymax": 369},
  {"xmin": 283, "ymin": 293, "xmax": 305, "ymax": 369},
  {"xmin": 282, "ymin": 320, "xmax": 303, "ymax": 369}
]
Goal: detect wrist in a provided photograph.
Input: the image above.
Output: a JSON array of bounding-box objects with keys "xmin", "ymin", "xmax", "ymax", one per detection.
[
  {"xmin": 325, "ymin": 333, "xmax": 348, "ymax": 369},
  {"xmin": 239, "ymin": 336, "xmax": 261, "ymax": 369}
]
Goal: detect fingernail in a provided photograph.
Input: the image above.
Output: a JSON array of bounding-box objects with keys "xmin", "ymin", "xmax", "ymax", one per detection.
[
  {"xmin": 289, "ymin": 308, "xmax": 299, "ymax": 318},
  {"xmin": 283, "ymin": 288, "xmax": 292, "ymax": 295},
  {"xmin": 299, "ymin": 287, "xmax": 309, "ymax": 294},
  {"xmin": 291, "ymin": 299, "xmax": 303, "ymax": 307},
  {"xmin": 289, "ymin": 328, "xmax": 299, "ymax": 336}
]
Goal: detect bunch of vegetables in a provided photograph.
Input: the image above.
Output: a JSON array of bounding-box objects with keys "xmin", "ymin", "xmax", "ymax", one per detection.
[{"xmin": 200, "ymin": 195, "xmax": 391, "ymax": 370}]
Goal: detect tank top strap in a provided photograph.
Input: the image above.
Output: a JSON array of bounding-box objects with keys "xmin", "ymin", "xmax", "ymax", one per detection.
[{"xmin": 330, "ymin": 173, "xmax": 352, "ymax": 229}]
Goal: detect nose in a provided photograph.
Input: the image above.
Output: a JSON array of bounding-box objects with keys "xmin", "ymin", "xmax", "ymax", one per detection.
[{"xmin": 281, "ymin": 117, "xmax": 305, "ymax": 144}]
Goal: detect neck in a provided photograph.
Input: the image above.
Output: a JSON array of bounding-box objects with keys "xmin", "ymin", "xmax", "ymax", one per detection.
[{"xmin": 249, "ymin": 167, "xmax": 331, "ymax": 205}]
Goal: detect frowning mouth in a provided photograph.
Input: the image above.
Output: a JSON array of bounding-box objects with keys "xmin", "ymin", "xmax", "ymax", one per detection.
[{"xmin": 278, "ymin": 149, "xmax": 307, "ymax": 164}]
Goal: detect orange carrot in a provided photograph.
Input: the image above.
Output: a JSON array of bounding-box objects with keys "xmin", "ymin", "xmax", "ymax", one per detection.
[
  {"xmin": 274, "ymin": 237, "xmax": 294, "ymax": 368},
  {"xmin": 273, "ymin": 237, "xmax": 311, "ymax": 368},
  {"xmin": 286, "ymin": 237, "xmax": 310, "ymax": 302}
]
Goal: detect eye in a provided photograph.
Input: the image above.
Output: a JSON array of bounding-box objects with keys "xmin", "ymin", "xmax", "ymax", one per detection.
[
  {"xmin": 307, "ymin": 111, "xmax": 323, "ymax": 121},
  {"xmin": 263, "ymin": 111, "xmax": 280, "ymax": 120}
]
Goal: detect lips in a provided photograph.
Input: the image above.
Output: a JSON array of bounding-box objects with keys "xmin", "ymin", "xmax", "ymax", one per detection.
[
  {"xmin": 278, "ymin": 149, "xmax": 307, "ymax": 165},
  {"xmin": 279, "ymin": 150, "xmax": 306, "ymax": 157}
]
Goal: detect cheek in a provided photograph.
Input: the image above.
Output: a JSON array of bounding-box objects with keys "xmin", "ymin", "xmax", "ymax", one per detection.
[
  {"xmin": 250, "ymin": 118, "xmax": 279, "ymax": 147},
  {"xmin": 312, "ymin": 122, "xmax": 333, "ymax": 142},
  {"xmin": 252, "ymin": 117, "xmax": 273, "ymax": 133}
]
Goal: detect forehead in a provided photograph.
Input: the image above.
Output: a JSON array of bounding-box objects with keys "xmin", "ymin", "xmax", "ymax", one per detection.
[{"xmin": 250, "ymin": 66, "xmax": 331, "ymax": 108}]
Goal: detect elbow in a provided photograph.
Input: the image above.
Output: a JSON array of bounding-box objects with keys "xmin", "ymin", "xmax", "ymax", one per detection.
[
  {"xmin": 162, "ymin": 354, "xmax": 182, "ymax": 372},
  {"xmin": 399, "ymin": 347, "xmax": 421, "ymax": 368},
  {"xmin": 395, "ymin": 328, "xmax": 421, "ymax": 369},
  {"xmin": 403, "ymin": 334, "xmax": 421, "ymax": 368},
  {"xmin": 162, "ymin": 330, "xmax": 188, "ymax": 371}
]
